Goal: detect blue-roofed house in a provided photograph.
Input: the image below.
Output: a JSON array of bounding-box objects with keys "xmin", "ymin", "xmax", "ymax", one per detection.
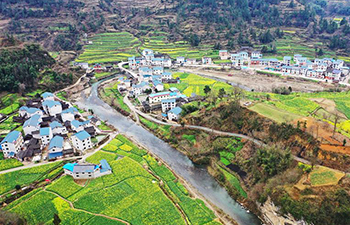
[
  {"xmin": 128, "ymin": 56, "xmax": 136, "ymax": 69},
  {"xmin": 142, "ymin": 49, "xmax": 154, "ymax": 61},
  {"xmin": 61, "ymin": 107, "xmax": 79, "ymax": 122},
  {"xmin": 176, "ymin": 56, "xmax": 185, "ymax": 64},
  {"xmin": 132, "ymin": 81, "xmax": 150, "ymax": 96},
  {"xmin": 19, "ymin": 106, "xmax": 43, "ymax": 118},
  {"xmin": 153, "ymin": 66, "xmax": 164, "ymax": 75},
  {"xmin": 71, "ymin": 130, "xmax": 92, "ymax": 151},
  {"xmin": 71, "ymin": 120, "xmax": 90, "ymax": 132},
  {"xmin": 142, "ymin": 74, "xmax": 152, "ymax": 82},
  {"xmin": 63, "ymin": 159, "xmax": 112, "ymax": 179},
  {"xmin": 219, "ymin": 50, "xmax": 229, "ymax": 60},
  {"xmin": 40, "ymin": 127, "xmax": 53, "ymax": 147},
  {"xmin": 149, "ymin": 91, "xmax": 171, "ymax": 104},
  {"xmin": 23, "ymin": 114, "xmax": 42, "ymax": 135},
  {"xmin": 41, "ymin": 92, "xmax": 55, "ymax": 101},
  {"xmin": 153, "ymin": 80, "xmax": 164, "ymax": 92},
  {"xmin": 139, "ymin": 67, "xmax": 153, "ymax": 76},
  {"xmin": 161, "ymin": 72, "xmax": 172, "ymax": 80},
  {"xmin": 42, "ymin": 100, "xmax": 62, "ymax": 116},
  {"xmin": 168, "ymin": 107, "xmax": 183, "ymax": 121},
  {"xmin": 0, "ymin": 130, "xmax": 23, "ymax": 158},
  {"xmin": 48, "ymin": 135, "xmax": 64, "ymax": 155},
  {"xmin": 283, "ymin": 56, "xmax": 292, "ymax": 66},
  {"xmin": 238, "ymin": 51, "xmax": 249, "ymax": 60},
  {"xmin": 161, "ymin": 98, "xmax": 176, "ymax": 113},
  {"xmin": 50, "ymin": 121, "xmax": 68, "ymax": 135},
  {"xmin": 151, "ymin": 58, "xmax": 164, "ymax": 66}
]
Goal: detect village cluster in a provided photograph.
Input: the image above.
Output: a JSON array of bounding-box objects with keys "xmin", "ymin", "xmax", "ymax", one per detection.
[
  {"xmin": 217, "ymin": 48, "xmax": 349, "ymax": 82},
  {"xmin": 0, "ymin": 92, "xmax": 102, "ymax": 160}
]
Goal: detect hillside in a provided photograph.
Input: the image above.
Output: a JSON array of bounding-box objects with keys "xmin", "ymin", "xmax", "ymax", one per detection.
[
  {"xmin": 0, "ymin": 0, "xmax": 350, "ymax": 59},
  {"xmin": 0, "ymin": 37, "xmax": 84, "ymax": 93}
]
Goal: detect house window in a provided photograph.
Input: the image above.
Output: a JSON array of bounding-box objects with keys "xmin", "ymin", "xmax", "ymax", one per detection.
[
  {"xmin": 76, "ymin": 175, "xmax": 79, "ymax": 177},
  {"xmin": 89, "ymin": 175, "xmax": 92, "ymax": 177}
]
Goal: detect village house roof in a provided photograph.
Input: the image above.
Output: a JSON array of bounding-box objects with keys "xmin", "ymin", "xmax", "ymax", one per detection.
[
  {"xmin": 49, "ymin": 136, "xmax": 64, "ymax": 149},
  {"xmin": 133, "ymin": 81, "xmax": 149, "ymax": 89},
  {"xmin": 153, "ymin": 66, "xmax": 163, "ymax": 70},
  {"xmin": 152, "ymin": 58, "xmax": 164, "ymax": 62},
  {"xmin": 169, "ymin": 87, "xmax": 179, "ymax": 92},
  {"xmin": 40, "ymin": 127, "xmax": 51, "ymax": 136},
  {"xmin": 19, "ymin": 106, "xmax": 41, "ymax": 114},
  {"xmin": 177, "ymin": 56, "xmax": 185, "ymax": 59},
  {"xmin": 168, "ymin": 107, "xmax": 182, "ymax": 115},
  {"xmin": 100, "ymin": 159, "xmax": 111, "ymax": 173},
  {"xmin": 219, "ymin": 50, "xmax": 228, "ymax": 53},
  {"xmin": 283, "ymin": 56, "xmax": 292, "ymax": 60},
  {"xmin": 153, "ymin": 80, "xmax": 163, "ymax": 87},
  {"xmin": 41, "ymin": 92, "xmax": 54, "ymax": 99},
  {"xmin": 50, "ymin": 121, "xmax": 63, "ymax": 129},
  {"xmin": 128, "ymin": 56, "xmax": 135, "ymax": 61},
  {"xmin": 333, "ymin": 69, "xmax": 341, "ymax": 74},
  {"xmin": 74, "ymin": 130, "xmax": 91, "ymax": 141},
  {"xmin": 139, "ymin": 67, "xmax": 152, "ymax": 72},
  {"xmin": 23, "ymin": 114, "xmax": 41, "ymax": 128},
  {"xmin": 161, "ymin": 98, "xmax": 176, "ymax": 103},
  {"xmin": 42, "ymin": 100, "xmax": 61, "ymax": 109},
  {"xmin": 149, "ymin": 91, "xmax": 170, "ymax": 98},
  {"xmin": 152, "ymin": 75, "xmax": 162, "ymax": 80},
  {"xmin": 1, "ymin": 130, "xmax": 21, "ymax": 144},
  {"xmin": 162, "ymin": 72, "xmax": 172, "ymax": 76},
  {"xmin": 62, "ymin": 107, "xmax": 78, "ymax": 114}
]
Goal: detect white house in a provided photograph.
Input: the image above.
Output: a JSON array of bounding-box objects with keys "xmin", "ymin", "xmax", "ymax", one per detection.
[
  {"xmin": 161, "ymin": 72, "xmax": 172, "ymax": 80},
  {"xmin": 128, "ymin": 56, "xmax": 137, "ymax": 69},
  {"xmin": 142, "ymin": 49, "xmax": 154, "ymax": 61},
  {"xmin": 48, "ymin": 135, "xmax": 64, "ymax": 159},
  {"xmin": 251, "ymin": 51, "xmax": 262, "ymax": 59},
  {"xmin": 19, "ymin": 107, "xmax": 43, "ymax": 118},
  {"xmin": 61, "ymin": 107, "xmax": 79, "ymax": 122},
  {"xmin": 238, "ymin": 51, "xmax": 249, "ymax": 60},
  {"xmin": 42, "ymin": 100, "xmax": 62, "ymax": 116},
  {"xmin": 40, "ymin": 127, "xmax": 53, "ymax": 147},
  {"xmin": 50, "ymin": 121, "xmax": 68, "ymax": 135},
  {"xmin": 63, "ymin": 159, "xmax": 112, "ymax": 179},
  {"xmin": 176, "ymin": 57, "xmax": 185, "ymax": 64},
  {"xmin": 41, "ymin": 92, "xmax": 55, "ymax": 101},
  {"xmin": 154, "ymin": 80, "xmax": 164, "ymax": 92},
  {"xmin": 161, "ymin": 98, "xmax": 177, "ymax": 113},
  {"xmin": 219, "ymin": 50, "xmax": 229, "ymax": 60},
  {"xmin": 23, "ymin": 114, "xmax": 42, "ymax": 135},
  {"xmin": 71, "ymin": 130, "xmax": 92, "ymax": 151},
  {"xmin": 168, "ymin": 107, "xmax": 182, "ymax": 121},
  {"xmin": 152, "ymin": 58, "xmax": 164, "ymax": 66},
  {"xmin": 202, "ymin": 57, "xmax": 212, "ymax": 65},
  {"xmin": 153, "ymin": 67, "xmax": 164, "ymax": 75},
  {"xmin": 0, "ymin": 130, "xmax": 23, "ymax": 158},
  {"xmin": 186, "ymin": 59, "xmax": 197, "ymax": 65},
  {"xmin": 149, "ymin": 91, "xmax": 171, "ymax": 104},
  {"xmin": 294, "ymin": 54, "xmax": 302, "ymax": 62},
  {"xmin": 132, "ymin": 82, "xmax": 150, "ymax": 96},
  {"xmin": 283, "ymin": 56, "xmax": 292, "ymax": 66},
  {"xmin": 139, "ymin": 67, "xmax": 153, "ymax": 76},
  {"xmin": 71, "ymin": 120, "xmax": 90, "ymax": 132},
  {"xmin": 163, "ymin": 58, "xmax": 172, "ymax": 67}
]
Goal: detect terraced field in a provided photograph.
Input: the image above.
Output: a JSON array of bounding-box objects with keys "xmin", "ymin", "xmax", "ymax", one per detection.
[
  {"xmin": 141, "ymin": 33, "xmax": 218, "ymax": 59},
  {"xmin": 164, "ymin": 72, "xmax": 232, "ymax": 97},
  {"xmin": 5, "ymin": 135, "xmax": 221, "ymax": 225},
  {"xmin": 76, "ymin": 32, "xmax": 141, "ymax": 64},
  {"xmin": 256, "ymin": 34, "xmax": 350, "ymax": 62}
]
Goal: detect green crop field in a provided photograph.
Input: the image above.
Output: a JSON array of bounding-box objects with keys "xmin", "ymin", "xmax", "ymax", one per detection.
[
  {"xmin": 219, "ymin": 167, "xmax": 247, "ymax": 198},
  {"xmin": 0, "ymin": 114, "xmax": 21, "ymax": 132},
  {"xmin": 0, "ymin": 93, "xmax": 23, "ymax": 115},
  {"xmin": 310, "ymin": 166, "xmax": 344, "ymax": 186},
  {"xmin": 0, "ymin": 162, "xmax": 63, "ymax": 195},
  {"xmin": 76, "ymin": 32, "xmax": 141, "ymax": 64},
  {"xmin": 165, "ymin": 72, "xmax": 232, "ymax": 97},
  {"xmin": 5, "ymin": 135, "xmax": 220, "ymax": 225},
  {"xmin": 249, "ymin": 102, "xmax": 302, "ymax": 123},
  {"xmin": 140, "ymin": 34, "xmax": 217, "ymax": 59},
  {"xmin": 0, "ymin": 158, "xmax": 23, "ymax": 172}
]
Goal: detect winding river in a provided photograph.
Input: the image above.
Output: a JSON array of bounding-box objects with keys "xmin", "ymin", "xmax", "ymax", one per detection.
[{"xmin": 76, "ymin": 80, "xmax": 261, "ymax": 225}]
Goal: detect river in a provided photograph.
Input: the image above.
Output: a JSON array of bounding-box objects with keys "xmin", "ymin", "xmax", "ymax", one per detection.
[{"xmin": 76, "ymin": 80, "xmax": 261, "ymax": 225}]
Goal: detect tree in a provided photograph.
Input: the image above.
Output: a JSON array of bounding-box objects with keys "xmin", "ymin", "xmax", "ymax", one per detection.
[
  {"xmin": 15, "ymin": 184, "xmax": 21, "ymax": 190},
  {"xmin": 218, "ymin": 88, "xmax": 226, "ymax": 99},
  {"xmin": 288, "ymin": 0, "xmax": 295, "ymax": 8},
  {"xmin": 204, "ymin": 85, "xmax": 211, "ymax": 95},
  {"xmin": 343, "ymin": 139, "xmax": 347, "ymax": 146},
  {"xmin": 53, "ymin": 214, "xmax": 61, "ymax": 225}
]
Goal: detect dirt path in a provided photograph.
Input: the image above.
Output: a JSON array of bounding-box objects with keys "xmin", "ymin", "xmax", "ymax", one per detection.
[{"xmin": 44, "ymin": 189, "xmax": 130, "ymax": 224}]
